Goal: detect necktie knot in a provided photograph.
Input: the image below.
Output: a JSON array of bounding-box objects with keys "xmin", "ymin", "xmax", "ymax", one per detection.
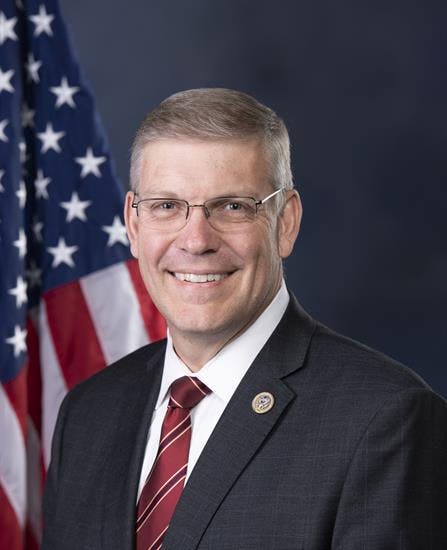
[{"xmin": 169, "ymin": 376, "xmax": 211, "ymax": 409}]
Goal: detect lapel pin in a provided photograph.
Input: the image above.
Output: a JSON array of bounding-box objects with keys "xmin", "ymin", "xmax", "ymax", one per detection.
[{"xmin": 252, "ymin": 392, "xmax": 275, "ymax": 414}]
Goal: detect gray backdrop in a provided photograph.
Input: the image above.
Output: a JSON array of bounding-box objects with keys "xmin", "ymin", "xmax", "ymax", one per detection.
[{"xmin": 60, "ymin": 1, "xmax": 447, "ymax": 397}]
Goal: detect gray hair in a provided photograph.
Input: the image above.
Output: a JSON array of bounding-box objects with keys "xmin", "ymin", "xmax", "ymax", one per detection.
[{"xmin": 130, "ymin": 88, "xmax": 293, "ymax": 209}]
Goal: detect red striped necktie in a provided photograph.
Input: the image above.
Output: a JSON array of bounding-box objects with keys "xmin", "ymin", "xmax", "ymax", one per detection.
[{"xmin": 136, "ymin": 376, "xmax": 211, "ymax": 550}]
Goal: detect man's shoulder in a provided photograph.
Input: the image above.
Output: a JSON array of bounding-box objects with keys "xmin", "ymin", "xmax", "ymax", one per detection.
[
  {"xmin": 307, "ymin": 320, "xmax": 434, "ymax": 397},
  {"xmin": 282, "ymin": 293, "xmax": 432, "ymax": 398}
]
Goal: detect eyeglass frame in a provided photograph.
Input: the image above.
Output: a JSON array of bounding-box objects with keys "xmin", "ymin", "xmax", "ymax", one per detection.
[{"xmin": 130, "ymin": 187, "xmax": 284, "ymax": 230}]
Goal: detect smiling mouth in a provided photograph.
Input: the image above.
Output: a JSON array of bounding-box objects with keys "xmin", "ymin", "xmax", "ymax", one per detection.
[{"xmin": 171, "ymin": 272, "xmax": 231, "ymax": 283}]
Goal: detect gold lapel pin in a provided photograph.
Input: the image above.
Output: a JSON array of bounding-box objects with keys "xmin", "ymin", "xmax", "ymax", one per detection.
[{"xmin": 252, "ymin": 392, "xmax": 275, "ymax": 414}]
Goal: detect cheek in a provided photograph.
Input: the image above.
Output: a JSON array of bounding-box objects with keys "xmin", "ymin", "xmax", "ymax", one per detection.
[{"xmin": 137, "ymin": 239, "xmax": 165, "ymax": 278}]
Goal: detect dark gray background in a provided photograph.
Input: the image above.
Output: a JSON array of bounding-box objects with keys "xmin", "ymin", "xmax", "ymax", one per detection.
[{"xmin": 60, "ymin": 1, "xmax": 447, "ymax": 397}]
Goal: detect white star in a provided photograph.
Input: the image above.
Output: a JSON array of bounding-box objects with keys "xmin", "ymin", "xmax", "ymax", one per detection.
[
  {"xmin": 16, "ymin": 180, "xmax": 26, "ymax": 208},
  {"xmin": 32, "ymin": 218, "xmax": 43, "ymax": 241},
  {"xmin": 50, "ymin": 76, "xmax": 79, "ymax": 109},
  {"xmin": 60, "ymin": 191, "xmax": 91, "ymax": 222},
  {"xmin": 75, "ymin": 147, "xmax": 106, "ymax": 178},
  {"xmin": 13, "ymin": 228, "xmax": 27, "ymax": 258},
  {"xmin": 47, "ymin": 237, "xmax": 78, "ymax": 268},
  {"xmin": 26, "ymin": 53, "xmax": 42, "ymax": 83},
  {"xmin": 37, "ymin": 123, "xmax": 65, "ymax": 153},
  {"xmin": 5, "ymin": 325, "xmax": 27, "ymax": 357},
  {"xmin": 0, "ymin": 67, "xmax": 14, "ymax": 93},
  {"xmin": 35, "ymin": 168, "xmax": 51, "ymax": 199},
  {"xmin": 8, "ymin": 276, "xmax": 28, "ymax": 308},
  {"xmin": 21, "ymin": 103, "xmax": 35, "ymax": 128},
  {"xmin": 0, "ymin": 119, "xmax": 8, "ymax": 142},
  {"xmin": 102, "ymin": 216, "xmax": 129, "ymax": 247},
  {"xmin": 0, "ymin": 12, "xmax": 17, "ymax": 45},
  {"xmin": 26, "ymin": 261, "xmax": 42, "ymax": 287},
  {"xmin": 0, "ymin": 169, "xmax": 4, "ymax": 192},
  {"xmin": 29, "ymin": 4, "xmax": 54, "ymax": 37}
]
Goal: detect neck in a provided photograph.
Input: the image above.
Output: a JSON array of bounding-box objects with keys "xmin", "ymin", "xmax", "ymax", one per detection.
[{"xmin": 169, "ymin": 329, "xmax": 236, "ymax": 372}]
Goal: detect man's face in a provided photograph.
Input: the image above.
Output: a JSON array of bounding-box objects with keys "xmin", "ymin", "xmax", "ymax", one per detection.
[{"xmin": 125, "ymin": 138, "xmax": 301, "ymax": 345}]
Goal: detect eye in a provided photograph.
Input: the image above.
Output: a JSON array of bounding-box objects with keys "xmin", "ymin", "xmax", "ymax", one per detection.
[
  {"xmin": 153, "ymin": 200, "xmax": 178, "ymax": 210},
  {"xmin": 143, "ymin": 199, "xmax": 185, "ymax": 218},
  {"xmin": 224, "ymin": 201, "xmax": 244, "ymax": 211}
]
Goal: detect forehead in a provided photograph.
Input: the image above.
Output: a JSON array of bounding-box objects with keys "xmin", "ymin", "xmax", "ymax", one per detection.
[{"xmin": 138, "ymin": 138, "xmax": 270, "ymax": 196}]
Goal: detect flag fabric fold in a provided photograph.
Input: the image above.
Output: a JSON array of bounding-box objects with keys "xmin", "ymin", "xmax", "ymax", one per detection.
[{"xmin": 0, "ymin": 1, "xmax": 166, "ymax": 547}]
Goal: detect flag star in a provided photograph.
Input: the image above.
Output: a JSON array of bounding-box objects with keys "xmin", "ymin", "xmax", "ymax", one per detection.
[
  {"xmin": 5, "ymin": 325, "xmax": 27, "ymax": 357},
  {"xmin": 47, "ymin": 237, "xmax": 79, "ymax": 268},
  {"xmin": 26, "ymin": 53, "xmax": 42, "ymax": 83},
  {"xmin": 32, "ymin": 218, "xmax": 43, "ymax": 241},
  {"xmin": 75, "ymin": 147, "xmax": 107, "ymax": 178},
  {"xmin": 0, "ymin": 169, "xmax": 4, "ymax": 192},
  {"xmin": 13, "ymin": 228, "xmax": 27, "ymax": 258},
  {"xmin": 26, "ymin": 261, "xmax": 42, "ymax": 287},
  {"xmin": 0, "ymin": 118, "xmax": 8, "ymax": 142},
  {"xmin": 8, "ymin": 276, "xmax": 28, "ymax": 308},
  {"xmin": 102, "ymin": 216, "xmax": 129, "ymax": 247},
  {"xmin": 0, "ymin": 12, "xmax": 18, "ymax": 45},
  {"xmin": 16, "ymin": 180, "xmax": 27, "ymax": 208},
  {"xmin": 60, "ymin": 191, "xmax": 91, "ymax": 222},
  {"xmin": 0, "ymin": 67, "xmax": 14, "ymax": 93},
  {"xmin": 35, "ymin": 168, "xmax": 51, "ymax": 199},
  {"xmin": 37, "ymin": 122, "xmax": 65, "ymax": 153},
  {"xmin": 21, "ymin": 103, "xmax": 35, "ymax": 127},
  {"xmin": 29, "ymin": 4, "xmax": 54, "ymax": 37},
  {"xmin": 50, "ymin": 76, "xmax": 79, "ymax": 109}
]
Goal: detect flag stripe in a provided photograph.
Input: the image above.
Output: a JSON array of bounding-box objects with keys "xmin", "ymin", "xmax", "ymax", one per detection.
[
  {"xmin": 80, "ymin": 262, "xmax": 150, "ymax": 364},
  {"xmin": 0, "ymin": 485, "xmax": 22, "ymax": 549},
  {"xmin": 44, "ymin": 282, "xmax": 107, "ymax": 389},
  {"xmin": 26, "ymin": 315, "xmax": 42, "ymax": 436},
  {"xmin": 126, "ymin": 260, "xmax": 166, "ymax": 341},
  {"xmin": 39, "ymin": 304, "xmax": 69, "ymax": 468},
  {"xmin": 0, "ymin": 385, "xmax": 26, "ymax": 528},
  {"xmin": 25, "ymin": 523, "xmax": 40, "ymax": 550},
  {"xmin": 26, "ymin": 419, "xmax": 43, "ymax": 546},
  {"xmin": 2, "ymin": 365, "xmax": 27, "ymax": 437}
]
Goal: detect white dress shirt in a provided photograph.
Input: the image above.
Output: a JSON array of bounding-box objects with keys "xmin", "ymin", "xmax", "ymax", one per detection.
[{"xmin": 137, "ymin": 280, "xmax": 289, "ymax": 499}]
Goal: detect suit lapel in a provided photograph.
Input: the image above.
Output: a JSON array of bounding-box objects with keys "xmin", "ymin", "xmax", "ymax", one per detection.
[
  {"xmin": 100, "ymin": 344, "xmax": 165, "ymax": 550},
  {"xmin": 163, "ymin": 295, "xmax": 316, "ymax": 549}
]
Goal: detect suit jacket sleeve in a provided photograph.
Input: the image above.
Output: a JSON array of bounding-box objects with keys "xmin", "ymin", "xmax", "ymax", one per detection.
[{"xmin": 332, "ymin": 387, "xmax": 447, "ymax": 549}]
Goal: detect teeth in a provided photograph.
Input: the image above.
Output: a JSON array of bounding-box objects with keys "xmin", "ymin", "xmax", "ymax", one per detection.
[{"xmin": 174, "ymin": 273, "xmax": 229, "ymax": 283}]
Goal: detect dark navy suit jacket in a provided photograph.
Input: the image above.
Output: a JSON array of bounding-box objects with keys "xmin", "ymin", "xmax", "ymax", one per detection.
[{"xmin": 42, "ymin": 294, "xmax": 447, "ymax": 549}]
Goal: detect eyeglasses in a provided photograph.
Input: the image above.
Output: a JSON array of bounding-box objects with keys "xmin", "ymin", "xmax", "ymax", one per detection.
[{"xmin": 131, "ymin": 188, "xmax": 283, "ymax": 232}]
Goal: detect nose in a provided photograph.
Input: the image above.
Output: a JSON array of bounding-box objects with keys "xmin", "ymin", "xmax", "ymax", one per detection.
[{"xmin": 175, "ymin": 205, "xmax": 220, "ymax": 255}]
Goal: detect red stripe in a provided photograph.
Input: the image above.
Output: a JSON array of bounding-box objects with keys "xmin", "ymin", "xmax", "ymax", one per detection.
[
  {"xmin": 0, "ymin": 485, "xmax": 22, "ymax": 550},
  {"xmin": 26, "ymin": 315, "xmax": 42, "ymax": 436},
  {"xmin": 2, "ymin": 364, "xmax": 27, "ymax": 437},
  {"xmin": 126, "ymin": 259, "xmax": 166, "ymax": 342},
  {"xmin": 25, "ymin": 522, "xmax": 40, "ymax": 550},
  {"xmin": 43, "ymin": 281, "xmax": 106, "ymax": 389},
  {"xmin": 41, "ymin": 453, "xmax": 47, "ymax": 487}
]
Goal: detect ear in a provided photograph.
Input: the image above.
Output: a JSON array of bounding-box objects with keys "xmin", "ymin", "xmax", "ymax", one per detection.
[
  {"xmin": 124, "ymin": 191, "xmax": 139, "ymax": 259},
  {"xmin": 277, "ymin": 189, "xmax": 302, "ymax": 259}
]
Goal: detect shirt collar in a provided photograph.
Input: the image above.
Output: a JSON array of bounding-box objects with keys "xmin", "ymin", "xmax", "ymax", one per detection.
[{"xmin": 157, "ymin": 280, "xmax": 289, "ymax": 409}]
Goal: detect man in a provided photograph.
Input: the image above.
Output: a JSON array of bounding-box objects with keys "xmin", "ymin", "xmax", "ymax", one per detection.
[{"xmin": 42, "ymin": 88, "xmax": 447, "ymax": 549}]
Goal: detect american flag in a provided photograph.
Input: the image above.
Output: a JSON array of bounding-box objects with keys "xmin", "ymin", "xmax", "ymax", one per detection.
[{"xmin": 0, "ymin": 0, "xmax": 166, "ymax": 548}]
